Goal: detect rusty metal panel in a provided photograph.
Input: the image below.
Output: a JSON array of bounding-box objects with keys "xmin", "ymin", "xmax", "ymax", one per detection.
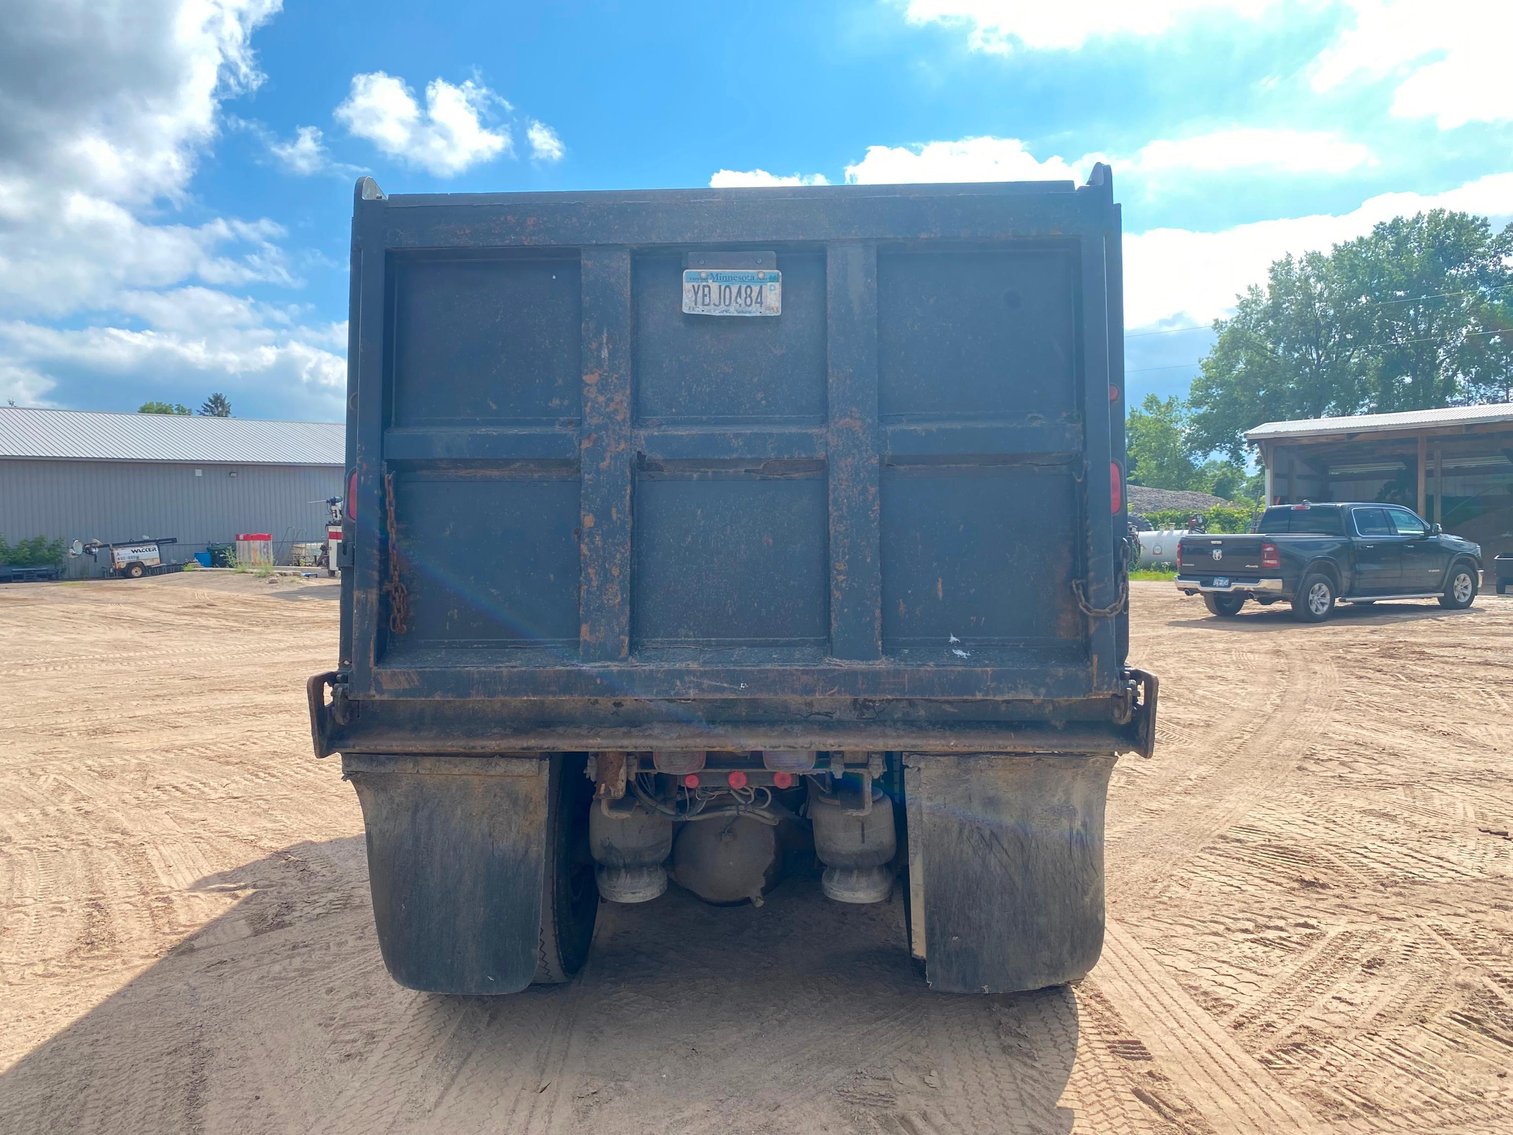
[
  {"xmin": 390, "ymin": 255, "xmax": 582, "ymax": 428},
  {"xmin": 338, "ymin": 173, "xmax": 1131, "ymax": 746}
]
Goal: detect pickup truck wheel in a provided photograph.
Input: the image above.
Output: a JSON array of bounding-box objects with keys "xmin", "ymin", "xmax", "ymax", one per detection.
[
  {"xmin": 1292, "ymin": 572, "xmax": 1336, "ymax": 622},
  {"xmin": 1439, "ymin": 563, "xmax": 1478, "ymax": 610},
  {"xmin": 533, "ymin": 755, "xmax": 599, "ymax": 984},
  {"xmin": 1201, "ymin": 593, "xmax": 1245, "ymax": 617}
]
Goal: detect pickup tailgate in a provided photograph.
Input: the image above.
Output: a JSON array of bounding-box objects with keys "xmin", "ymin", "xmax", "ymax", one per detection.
[{"xmin": 1179, "ymin": 534, "xmax": 1266, "ymax": 579}]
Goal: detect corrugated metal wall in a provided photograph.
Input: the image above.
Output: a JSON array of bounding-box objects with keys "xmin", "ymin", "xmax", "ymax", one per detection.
[{"xmin": 0, "ymin": 459, "xmax": 342, "ymax": 576}]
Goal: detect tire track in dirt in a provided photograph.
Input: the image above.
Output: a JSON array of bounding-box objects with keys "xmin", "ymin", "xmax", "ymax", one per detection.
[
  {"xmin": 1114, "ymin": 640, "xmax": 1338, "ymax": 899},
  {"xmin": 5, "ymin": 576, "xmax": 1513, "ymax": 1135},
  {"xmin": 1093, "ymin": 922, "xmax": 1318, "ymax": 1132}
]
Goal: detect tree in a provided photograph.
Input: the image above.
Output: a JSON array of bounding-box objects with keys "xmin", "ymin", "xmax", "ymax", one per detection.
[
  {"xmin": 138, "ymin": 401, "xmax": 191, "ymax": 414},
  {"xmin": 1127, "ymin": 393, "xmax": 1199, "ymax": 489},
  {"xmin": 199, "ymin": 393, "xmax": 232, "ymax": 417},
  {"xmin": 1127, "ymin": 393, "xmax": 1262, "ymax": 501},
  {"xmin": 1188, "ymin": 210, "xmax": 1513, "ymax": 458},
  {"xmin": 1335, "ymin": 210, "xmax": 1513, "ymax": 411},
  {"xmin": 1187, "ymin": 250, "xmax": 1369, "ymax": 460}
]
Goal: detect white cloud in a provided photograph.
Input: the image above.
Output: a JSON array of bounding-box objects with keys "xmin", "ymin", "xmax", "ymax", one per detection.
[
  {"xmin": 1311, "ymin": 0, "xmax": 1513, "ymax": 127},
  {"xmin": 335, "ymin": 72, "xmax": 510, "ymax": 176},
  {"xmin": 1133, "ymin": 128, "xmax": 1375, "ymax": 175},
  {"xmin": 270, "ymin": 125, "xmax": 330, "ymax": 175},
  {"xmin": 0, "ymin": 191, "xmax": 293, "ymax": 320},
  {"xmin": 901, "ymin": 0, "xmax": 1276, "ymax": 53},
  {"xmin": 0, "ymin": 288, "xmax": 347, "ymax": 419},
  {"xmin": 0, "ymin": 0, "xmax": 282, "ymax": 207},
  {"xmin": 0, "ymin": 1, "xmax": 345, "ymax": 417},
  {"xmin": 1124, "ymin": 171, "xmax": 1513, "ymax": 329},
  {"xmin": 843, "ymin": 137, "xmax": 1092, "ymax": 183},
  {"xmin": 903, "ymin": 1, "xmax": 1513, "ymax": 130},
  {"xmin": 830, "ymin": 129, "xmax": 1370, "ymax": 187},
  {"xmin": 527, "ymin": 120, "xmax": 566, "ymax": 162},
  {"xmin": 0, "ymin": 2, "xmax": 296, "ymax": 314},
  {"xmin": 709, "ymin": 169, "xmax": 831, "ymax": 188}
]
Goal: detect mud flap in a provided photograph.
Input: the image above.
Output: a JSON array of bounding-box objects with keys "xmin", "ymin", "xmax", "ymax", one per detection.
[
  {"xmin": 343, "ymin": 754, "xmax": 548, "ymax": 995},
  {"xmin": 904, "ymin": 753, "xmax": 1116, "ymax": 994}
]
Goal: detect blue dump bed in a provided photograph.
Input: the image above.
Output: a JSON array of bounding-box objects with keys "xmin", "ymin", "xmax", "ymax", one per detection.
[{"xmin": 313, "ymin": 167, "xmax": 1153, "ymax": 759}]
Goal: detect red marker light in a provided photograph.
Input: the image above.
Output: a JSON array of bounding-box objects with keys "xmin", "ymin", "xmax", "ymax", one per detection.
[
  {"xmin": 1109, "ymin": 384, "xmax": 1119, "ymax": 402},
  {"xmin": 1110, "ymin": 462, "xmax": 1123, "ymax": 514},
  {"xmin": 727, "ymin": 770, "xmax": 748, "ymax": 790},
  {"xmin": 346, "ymin": 470, "xmax": 358, "ymax": 521},
  {"xmin": 682, "ymin": 774, "xmax": 700, "ymax": 789},
  {"xmin": 772, "ymin": 771, "xmax": 794, "ymax": 790}
]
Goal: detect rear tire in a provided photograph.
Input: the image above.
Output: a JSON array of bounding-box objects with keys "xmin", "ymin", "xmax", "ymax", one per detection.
[
  {"xmin": 1439, "ymin": 563, "xmax": 1477, "ymax": 610},
  {"xmin": 124, "ymin": 562, "xmax": 144, "ymax": 580},
  {"xmin": 1202, "ymin": 593, "xmax": 1245, "ymax": 617},
  {"xmin": 1292, "ymin": 572, "xmax": 1336, "ymax": 622},
  {"xmin": 533, "ymin": 755, "xmax": 599, "ymax": 984}
]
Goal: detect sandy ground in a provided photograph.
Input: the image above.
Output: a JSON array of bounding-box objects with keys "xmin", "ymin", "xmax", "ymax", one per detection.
[{"xmin": 0, "ymin": 574, "xmax": 1509, "ymax": 1134}]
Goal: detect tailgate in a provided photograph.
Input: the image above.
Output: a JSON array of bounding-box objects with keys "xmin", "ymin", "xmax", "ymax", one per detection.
[
  {"xmin": 1180, "ymin": 535, "xmax": 1266, "ymax": 576},
  {"xmin": 344, "ymin": 176, "xmax": 1127, "ymax": 705}
]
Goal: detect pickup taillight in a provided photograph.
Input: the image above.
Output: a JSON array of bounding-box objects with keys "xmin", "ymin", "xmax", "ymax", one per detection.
[
  {"xmin": 1175, "ymin": 541, "xmax": 1184, "ymax": 570},
  {"xmin": 1261, "ymin": 541, "xmax": 1280, "ymax": 569}
]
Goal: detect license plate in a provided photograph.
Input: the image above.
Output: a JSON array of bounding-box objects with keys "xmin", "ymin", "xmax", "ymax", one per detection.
[
  {"xmin": 682, "ymin": 269, "xmax": 781, "ymax": 316},
  {"xmin": 1211, "ymin": 577, "xmax": 1230, "ymax": 589}
]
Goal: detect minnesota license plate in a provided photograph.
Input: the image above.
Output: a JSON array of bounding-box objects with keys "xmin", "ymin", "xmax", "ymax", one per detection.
[
  {"xmin": 1211, "ymin": 577, "xmax": 1230, "ymax": 589},
  {"xmin": 682, "ymin": 269, "xmax": 781, "ymax": 316}
]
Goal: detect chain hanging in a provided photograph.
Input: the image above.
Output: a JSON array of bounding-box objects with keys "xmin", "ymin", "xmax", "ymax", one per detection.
[
  {"xmin": 1072, "ymin": 526, "xmax": 1133, "ymax": 618},
  {"xmin": 1072, "ymin": 576, "xmax": 1129, "ymax": 618}
]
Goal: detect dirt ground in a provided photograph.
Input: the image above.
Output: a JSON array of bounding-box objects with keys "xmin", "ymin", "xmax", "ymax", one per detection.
[{"xmin": 0, "ymin": 574, "xmax": 1509, "ymax": 1134}]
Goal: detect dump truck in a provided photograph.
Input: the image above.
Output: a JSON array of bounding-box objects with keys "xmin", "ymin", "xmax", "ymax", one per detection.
[{"xmin": 308, "ymin": 168, "xmax": 1157, "ymax": 996}]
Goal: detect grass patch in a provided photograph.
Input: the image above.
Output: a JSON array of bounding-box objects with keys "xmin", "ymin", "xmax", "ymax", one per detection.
[{"xmin": 1129, "ymin": 567, "xmax": 1177, "ymax": 581}]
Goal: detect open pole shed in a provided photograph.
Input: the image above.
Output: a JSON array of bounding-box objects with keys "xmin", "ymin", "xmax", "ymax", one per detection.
[{"xmin": 1247, "ymin": 403, "xmax": 1513, "ymax": 558}]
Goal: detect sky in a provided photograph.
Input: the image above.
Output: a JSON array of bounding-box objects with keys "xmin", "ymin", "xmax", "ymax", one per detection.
[{"xmin": 1, "ymin": 0, "xmax": 1510, "ymax": 422}]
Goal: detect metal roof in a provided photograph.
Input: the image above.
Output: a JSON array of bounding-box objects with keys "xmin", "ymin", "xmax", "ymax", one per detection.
[
  {"xmin": 1247, "ymin": 402, "xmax": 1513, "ymax": 443},
  {"xmin": 0, "ymin": 407, "xmax": 343, "ymax": 465}
]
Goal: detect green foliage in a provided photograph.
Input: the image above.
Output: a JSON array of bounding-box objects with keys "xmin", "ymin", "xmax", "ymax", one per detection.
[
  {"xmin": 1128, "ymin": 567, "xmax": 1178, "ymax": 581},
  {"xmin": 1142, "ymin": 503, "xmax": 1262, "ymax": 534},
  {"xmin": 138, "ymin": 401, "xmax": 191, "ymax": 414},
  {"xmin": 1127, "ymin": 394, "xmax": 1199, "ymax": 488},
  {"xmin": 199, "ymin": 392, "xmax": 233, "ymax": 417},
  {"xmin": 0, "ymin": 535, "xmax": 67, "ymax": 567},
  {"xmin": 1127, "ymin": 393, "xmax": 1264, "ymax": 498},
  {"xmin": 1188, "ymin": 210, "xmax": 1513, "ymax": 458}
]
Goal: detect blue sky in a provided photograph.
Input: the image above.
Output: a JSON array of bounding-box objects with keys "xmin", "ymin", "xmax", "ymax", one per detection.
[{"xmin": 2, "ymin": 0, "xmax": 1510, "ymax": 421}]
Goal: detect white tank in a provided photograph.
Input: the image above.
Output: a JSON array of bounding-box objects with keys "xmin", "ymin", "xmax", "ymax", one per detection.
[{"xmin": 1134, "ymin": 529, "xmax": 1188, "ymax": 568}]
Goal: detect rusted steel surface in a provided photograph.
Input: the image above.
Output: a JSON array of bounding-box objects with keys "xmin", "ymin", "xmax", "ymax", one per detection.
[
  {"xmin": 593, "ymin": 750, "xmax": 627, "ymax": 800},
  {"xmin": 329, "ymin": 170, "xmax": 1141, "ymax": 753}
]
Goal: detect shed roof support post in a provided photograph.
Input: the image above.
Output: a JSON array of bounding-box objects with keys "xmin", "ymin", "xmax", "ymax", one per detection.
[
  {"xmin": 1417, "ymin": 433, "xmax": 1427, "ymax": 518},
  {"xmin": 1434, "ymin": 443, "xmax": 1443, "ymax": 524}
]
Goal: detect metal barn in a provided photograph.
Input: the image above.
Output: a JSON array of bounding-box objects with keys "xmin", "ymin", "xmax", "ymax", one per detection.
[
  {"xmin": 0, "ymin": 407, "xmax": 343, "ymax": 575},
  {"xmin": 1248, "ymin": 403, "xmax": 1513, "ymax": 560}
]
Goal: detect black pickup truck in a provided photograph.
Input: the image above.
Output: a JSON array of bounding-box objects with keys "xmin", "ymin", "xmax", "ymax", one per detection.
[{"xmin": 1176, "ymin": 502, "xmax": 1483, "ymax": 622}]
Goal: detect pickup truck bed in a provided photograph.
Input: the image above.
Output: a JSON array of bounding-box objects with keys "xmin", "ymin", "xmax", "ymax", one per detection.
[{"xmin": 1176, "ymin": 502, "xmax": 1483, "ymax": 622}]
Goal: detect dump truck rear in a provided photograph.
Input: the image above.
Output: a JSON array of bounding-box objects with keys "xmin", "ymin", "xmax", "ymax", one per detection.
[{"xmin": 309, "ymin": 167, "xmax": 1157, "ymax": 995}]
